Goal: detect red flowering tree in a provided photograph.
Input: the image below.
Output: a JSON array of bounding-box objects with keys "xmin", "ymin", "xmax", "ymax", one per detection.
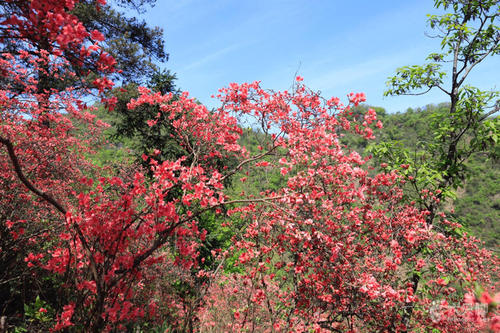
[
  {"xmin": 0, "ymin": 1, "xmax": 498, "ymax": 332},
  {"xmin": 0, "ymin": 0, "xmax": 115, "ymax": 330},
  {"xmin": 199, "ymin": 81, "xmax": 499, "ymax": 332},
  {"xmin": 1, "ymin": 2, "xmax": 250, "ymax": 329}
]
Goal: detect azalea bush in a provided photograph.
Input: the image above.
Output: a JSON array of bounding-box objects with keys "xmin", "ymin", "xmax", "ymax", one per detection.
[
  {"xmin": 202, "ymin": 80, "xmax": 499, "ymax": 332},
  {"xmin": 0, "ymin": 1, "xmax": 498, "ymax": 332}
]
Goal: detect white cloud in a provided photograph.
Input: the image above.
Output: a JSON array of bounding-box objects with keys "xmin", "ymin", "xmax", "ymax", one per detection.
[{"xmin": 181, "ymin": 42, "xmax": 246, "ymax": 71}]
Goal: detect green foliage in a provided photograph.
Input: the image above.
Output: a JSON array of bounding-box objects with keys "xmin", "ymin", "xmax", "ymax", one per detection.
[
  {"xmin": 228, "ymin": 128, "xmax": 288, "ymax": 198},
  {"xmin": 12, "ymin": 296, "xmax": 55, "ymax": 333},
  {"xmin": 429, "ymin": 0, "xmax": 500, "ymax": 59},
  {"xmin": 90, "ymin": 70, "xmax": 179, "ymax": 167},
  {"xmin": 452, "ymin": 154, "xmax": 499, "ymax": 249},
  {"xmin": 377, "ymin": 0, "xmax": 499, "ymax": 231},
  {"xmin": 23, "ymin": 296, "xmax": 54, "ymax": 326},
  {"xmin": 384, "ymin": 63, "xmax": 446, "ymax": 96}
]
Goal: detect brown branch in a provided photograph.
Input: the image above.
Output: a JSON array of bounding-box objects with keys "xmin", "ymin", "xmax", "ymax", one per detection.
[
  {"xmin": 458, "ymin": 45, "xmax": 498, "ymax": 87},
  {"xmin": 0, "ymin": 135, "xmax": 67, "ymax": 215},
  {"xmin": 456, "ymin": 13, "xmax": 489, "ymax": 78},
  {"xmin": 479, "ymin": 102, "xmax": 500, "ymax": 122},
  {"xmin": 114, "ymin": 194, "xmax": 285, "ymax": 275},
  {"xmin": 221, "ymin": 145, "xmax": 280, "ymax": 182},
  {"xmin": 0, "ymin": 135, "xmax": 101, "ymax": 286}
]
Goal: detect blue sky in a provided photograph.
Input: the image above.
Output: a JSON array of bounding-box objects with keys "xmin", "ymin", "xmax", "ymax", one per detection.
[{"xmin": 137, "ymin": 0, "xmax": 499, "ymax": 113}]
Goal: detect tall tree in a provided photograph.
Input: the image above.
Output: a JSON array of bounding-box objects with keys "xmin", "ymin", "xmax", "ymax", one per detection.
[
  {"xmin": 0, "ymin": 0, "xmax": 167, "ymax": 329},
  {"xmin": 369, "ymin": 0, "xmax": 499, "ymax": 328},
  {"xmin": 72, "ymin": 0, "xmax": 167, "ymax": 84},
  {"xmin": 377, "ymin": 0, "xmax": 499, "ymax": 217}
]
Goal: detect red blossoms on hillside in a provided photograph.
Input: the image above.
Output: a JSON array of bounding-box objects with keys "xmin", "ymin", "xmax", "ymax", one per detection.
[{"xmin": 0, "ymin": 1, "xmax": 497, "ymax": 332}]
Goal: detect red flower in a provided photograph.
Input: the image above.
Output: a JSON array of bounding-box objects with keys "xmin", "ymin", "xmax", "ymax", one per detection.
[
  {"xmin": 479, "ymin": 291, "xmax": 493, "ymax": 304},
  {"xmin": 90, "ymin": 29, "xmax": 105, "ymax": 42}
]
